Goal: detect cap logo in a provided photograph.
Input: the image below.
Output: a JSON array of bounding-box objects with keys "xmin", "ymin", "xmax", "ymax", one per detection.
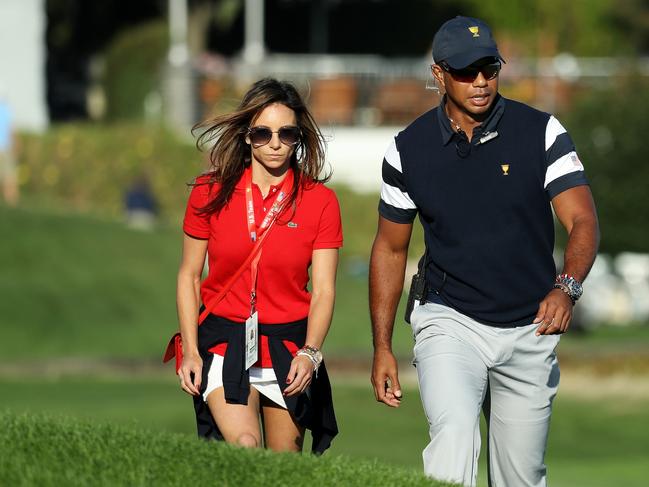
[
  {"xmin": 468, "ymin": 26, "xmax": 480, "ymax": 37},
  {"xmin": 501, "ymin": 163, "xmax": 510, "ymax": 176}
]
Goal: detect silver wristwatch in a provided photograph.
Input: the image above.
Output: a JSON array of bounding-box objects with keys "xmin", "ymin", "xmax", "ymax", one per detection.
[{"xmin": 554, "ymin": 274, "xmax": 583, "ymax": 304}]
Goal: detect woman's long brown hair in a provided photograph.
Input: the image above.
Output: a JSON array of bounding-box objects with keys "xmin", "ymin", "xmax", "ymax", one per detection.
[{"xmin": 192, "ymin": 78, "xmax": 330, "ymax": 216}]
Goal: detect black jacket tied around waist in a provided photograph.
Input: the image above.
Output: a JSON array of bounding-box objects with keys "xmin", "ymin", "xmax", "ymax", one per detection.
[{"xmin": 193, "ymin": 314, "xmax": 338, "ymax": 454}]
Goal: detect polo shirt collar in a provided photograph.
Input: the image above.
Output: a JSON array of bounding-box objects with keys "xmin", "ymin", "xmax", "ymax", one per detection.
[
  {"xmin": 236, "ymin": 165, "xmax": 294, "ymax": 196},
  {"xmin": 437, "ymin": 94, "xmax": 506, "ymax": 145}
]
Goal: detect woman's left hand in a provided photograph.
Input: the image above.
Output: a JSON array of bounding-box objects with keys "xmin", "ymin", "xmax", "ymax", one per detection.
[{"xmin": 283, "ymin": 355, "xmax": 314, "ymax": 397}]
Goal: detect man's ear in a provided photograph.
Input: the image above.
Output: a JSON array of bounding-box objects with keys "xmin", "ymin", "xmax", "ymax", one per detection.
[{"xmin": 432, "ymin": 64, "xmax": 446, "ymax": 89}]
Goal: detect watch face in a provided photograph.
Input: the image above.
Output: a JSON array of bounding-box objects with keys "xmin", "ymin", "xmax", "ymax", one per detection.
[
  {"xmin": 566, "ymin": 277, "xmax": 583, "ymax": 300},
  {"xmin": 571, "ymin": 281, "xmax": 583, "ymax": 299}
]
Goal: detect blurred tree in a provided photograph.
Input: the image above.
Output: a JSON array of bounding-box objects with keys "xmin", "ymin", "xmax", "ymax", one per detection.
[
  {"xmin": 103, "ymin": 21, "xmax": 168, "ymax": 121},
  {"xmin": 611, "ymin": 0, "xmax": 649, "ymax": 54},
  {"xmin": 328, "ymin": 0, "xmax": 465, "ymax": 56},
  {"xmin": 463, "ymin": 0, "xmax": 636, "ymax": 56},
  {"xmin": 185, "ymin": 0, "xmax": 475, "ymax": 57},
  {"xmin": 198, "ymin": 0, "xmax": 244, "ymax": 56},
  {"xmin": 561, "ymin": 77, "xmax": 649, "ymax": 254},
  {"xmin": 46, "ymin": 0, "xmax": 165, "ymax": 120}
]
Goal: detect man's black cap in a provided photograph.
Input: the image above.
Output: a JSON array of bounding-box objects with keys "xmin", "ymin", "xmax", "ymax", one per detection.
[{"xmin": 432, "ymin": 16, "xmax": 505, "ymax": 69}]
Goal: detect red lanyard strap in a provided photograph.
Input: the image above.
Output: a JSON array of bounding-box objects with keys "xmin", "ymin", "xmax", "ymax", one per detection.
[
  {"xmin": 198, "ymin": 171, "xmax": 292, "ymax": 324},
  {"xmin": 164, "ymin": 171, "xmax": 292, "ymax": 367},
  {"xmin": 244, "ymin": 169, "xmax": 292, "ymax": 242},
  {"xmin": 163, "ymin": 215, "xmax": 281, "ymax": 367},
  {"xmin": 197, "ymin": 212, "xmax": 279, "ymax": 324},
  {"xmin": 244, "ymin": 169, "xmax": 293, "ymax": 314}
]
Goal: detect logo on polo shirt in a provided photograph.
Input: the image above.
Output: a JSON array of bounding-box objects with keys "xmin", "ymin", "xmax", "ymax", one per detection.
[
  {"xmin": 287, "ymin": 221, "xmax": 298, "ymax": 228},
  {"xmin": 501, "ymin": 164, "xmax": 510, "ymax": 176},
  {"xmin": 469, "ymin": 26, "xmax": 480, "ymax": 37}
]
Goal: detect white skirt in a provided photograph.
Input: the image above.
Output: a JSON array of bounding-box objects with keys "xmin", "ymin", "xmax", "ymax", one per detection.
[{"xmin": 203, "ymin": 353, "xmax": 287, "ymax": 409}]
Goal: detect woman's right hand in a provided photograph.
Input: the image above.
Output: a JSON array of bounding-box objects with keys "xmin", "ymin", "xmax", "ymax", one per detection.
[{"xmin": 178, "ymin": 352, "xmax": 203, "ymax": 396}]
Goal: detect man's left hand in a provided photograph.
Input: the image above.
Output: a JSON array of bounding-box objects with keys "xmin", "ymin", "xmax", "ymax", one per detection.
[{"xmin": 534, "ymin": 288, "xmax": 573, "ymax": 336}]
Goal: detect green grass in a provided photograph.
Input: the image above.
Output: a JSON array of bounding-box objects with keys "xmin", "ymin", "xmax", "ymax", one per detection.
[
  {"xmin": 3, "ymin": 200, "xmax": 649, "ymax": 486},
  {"xmin": 4, "ymin": 201, "xmax": 646, "ymax": 364},
  {"xmin": 0, "ymin": 202, "xmax": 416, "ymax": 361},
  {"xmin": 558, "ymin": 323, "xmax": 649, "ymax": 355},
  {"xmin": 0, "ymin": 410, "xmax": 448, "ymax": 487},
  {"xmin": 0, "ymin": 377, "xmax": 428, "ymax": 469},
  {"xmin": 1, "ymin": 379, "xmax": 648, "ymax": 486},
  {"xmin": 0, "ymin": 204, "xmax": 181, "ymax": 360},
  {"xmin": 546, "ymin": 397, "xmax": 649, "ymax": 487}
]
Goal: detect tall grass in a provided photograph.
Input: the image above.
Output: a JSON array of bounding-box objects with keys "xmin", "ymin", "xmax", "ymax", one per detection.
[
  {"xmin": 1, "ymin": 379, "xmax": 648, "ymax": 487},
  {"xmin": 0, "ymin": 411, "xmax": 448, "ymax": 487}
]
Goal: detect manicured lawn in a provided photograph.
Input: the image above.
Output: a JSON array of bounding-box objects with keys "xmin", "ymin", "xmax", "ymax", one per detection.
[
  {"xmin": 2, "ymin": 202, "xmax": 648, "ymax": 486},
  {"xmin": 4, "ymin": 203, "xmax": 648, "ymax": 363},
  {"xmin": 0, "ymin": 378, "xmax": 647, "ymax": 487},
  {"xmin": 0, "ymin": 203, "xmax": 415, "ymax": 361},
  {"xmin": 0, "ymin": 411, "xmax": 445, "ymax": 487}
]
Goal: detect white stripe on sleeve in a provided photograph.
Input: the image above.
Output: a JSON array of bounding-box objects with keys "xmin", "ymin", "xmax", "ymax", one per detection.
[
  {"xmin": 545, "ymin": 116, "xmax": 567, "ymax": 151},
  {"xmin": 544, "ymin": 151, "xmax": 585, "ymax": 188},
  {"xmin": 384, "ymin": 139, "xmax": 402, "ymax": 172},
  {"xmin": 380, "ymin": 182, "xmax": 417, "ymax": 210}
]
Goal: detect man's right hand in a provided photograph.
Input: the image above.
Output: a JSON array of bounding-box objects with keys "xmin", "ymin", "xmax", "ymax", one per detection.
[
  {"xmin": 369, "ymin": 217, "xmax": 412, "ymax": 409},
  {"xmin": 371, "ymin": 349, "xmax": 402, "ymax": 408}
]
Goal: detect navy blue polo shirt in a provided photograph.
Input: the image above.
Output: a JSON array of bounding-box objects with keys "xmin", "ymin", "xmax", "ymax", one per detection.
[{"xmin": 379, "ymin": 95, "xmax": 589, "ymax": 327}]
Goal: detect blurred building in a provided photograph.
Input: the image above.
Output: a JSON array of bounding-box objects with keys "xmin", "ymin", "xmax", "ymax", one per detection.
[{"xmin": 0, "ymin": 0, "xmax": 48, "ymax": 131}]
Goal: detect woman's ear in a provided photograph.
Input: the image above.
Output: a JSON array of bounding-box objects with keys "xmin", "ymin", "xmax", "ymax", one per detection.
[{"xmin": 244, "ymin": 135, "xmax": 251, "ymax": 145}]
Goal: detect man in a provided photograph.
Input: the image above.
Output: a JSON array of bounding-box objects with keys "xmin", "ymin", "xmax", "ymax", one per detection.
[{"xmin": 369, "ymin": 16, "xmax": 599, "ymax": 487}]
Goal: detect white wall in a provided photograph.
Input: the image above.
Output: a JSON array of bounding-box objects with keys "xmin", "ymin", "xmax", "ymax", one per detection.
[
  {"xmin": 323, "ymin": 126, "xmax": 400, "ymax": 193},
  {"xmin": 0, "ymin": 0, "xmax": 48, "ymax": 131}
]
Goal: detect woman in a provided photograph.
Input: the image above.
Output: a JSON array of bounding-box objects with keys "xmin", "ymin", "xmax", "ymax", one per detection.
[{"xmin": 175, "ymin": 78, "xmax": 341, "ymax": 453}]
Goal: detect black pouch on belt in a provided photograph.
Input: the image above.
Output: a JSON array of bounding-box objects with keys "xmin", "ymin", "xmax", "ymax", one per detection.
[{"xmin": 404, "ymin": 251, "xmax": 428, "ymax": 324}]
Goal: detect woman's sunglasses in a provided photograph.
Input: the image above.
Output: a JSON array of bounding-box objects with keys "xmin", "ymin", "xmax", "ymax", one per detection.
[
  {"xmin": 247, "ymin": 126, "xmax": 301, "ymax": 147},
  {"xmin": 438, "ymin": 60, "xmax": 501, "ymax": 83}
]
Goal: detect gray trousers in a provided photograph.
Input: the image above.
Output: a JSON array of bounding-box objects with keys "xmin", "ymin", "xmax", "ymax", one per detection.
[{"xmin": 410, "ymin": 300, "xmax": 560, "ymax": 487}]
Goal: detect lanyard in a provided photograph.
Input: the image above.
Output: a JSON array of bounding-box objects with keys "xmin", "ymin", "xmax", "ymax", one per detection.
[{"xmin": 244, "ymin": 168, "xmax": 292, "ymax": 314}]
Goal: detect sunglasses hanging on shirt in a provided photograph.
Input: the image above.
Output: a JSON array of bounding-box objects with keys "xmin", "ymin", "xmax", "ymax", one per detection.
[{"xmin": 247, "ymin": 126, "xmax": 302, "ymax": 148}]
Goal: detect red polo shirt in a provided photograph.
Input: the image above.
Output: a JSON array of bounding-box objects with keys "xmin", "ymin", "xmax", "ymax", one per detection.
[{"xmin": 183, "ymin": 167, "xmax": 343, "ymax": 367}]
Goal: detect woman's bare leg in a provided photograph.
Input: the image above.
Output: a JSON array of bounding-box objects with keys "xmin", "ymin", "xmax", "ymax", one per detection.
[
  {"xmin": 206, "ymin": 386, "xmax": 262, "ymax": 448},
  {"xmin": 260, "ymin": 396, "xmax": 305, "ymax": 452}
]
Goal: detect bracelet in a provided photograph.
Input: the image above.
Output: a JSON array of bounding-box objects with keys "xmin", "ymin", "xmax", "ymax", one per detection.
[
  {"xmin": 554, "ymin": 273, "xmax": 583, "ymax": 304},
  {"xmin": 296, "ymin": 345, "xmax": 323, "ymax": 372},
  {"xmin": 553, "ymin": 282, "xmax": 574, "ymax": 304}
]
